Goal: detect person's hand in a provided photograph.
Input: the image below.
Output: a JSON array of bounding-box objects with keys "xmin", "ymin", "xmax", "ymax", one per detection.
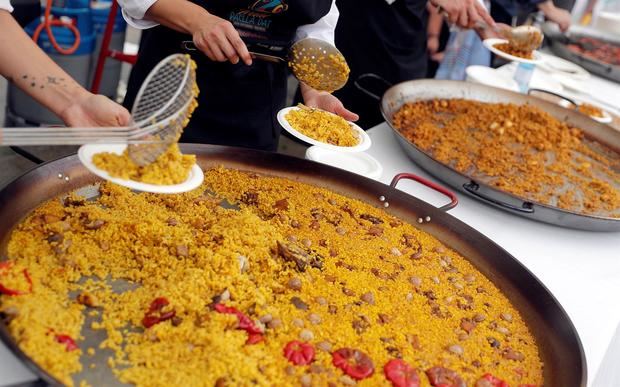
[
  {"xmin": 192, "ymin": 13, "xmax": 252, "ymax": 65},
  {"xmin": 60, "ymin": 92, "xmax": 131, "ymax": 127},
  {"xmin": 427, "ymin": 35, "xmax": 440, "ymax": 55},
  {"xmin": 429, "ymin": 0, "xmax": 496, "ymax": 29},
  {"xmin": 430, "ymin": 51, "xmax": 445, "ymax": 63},
  {"xmin": 546, "ymin": 7, "xmax": 571, "ymax": 32},
  {"xmin": 301, "ymin": 87, "xmax": 359, "ymax": 122}
]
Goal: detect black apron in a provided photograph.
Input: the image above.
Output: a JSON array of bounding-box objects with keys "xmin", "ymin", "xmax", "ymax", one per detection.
[
  {"xmin": 124, "ymin": 0, "xmax": 332, "ymax": 151},
  {"xmin": 331, "ymin": 0, "xmax": 429, "ymax": 129}
]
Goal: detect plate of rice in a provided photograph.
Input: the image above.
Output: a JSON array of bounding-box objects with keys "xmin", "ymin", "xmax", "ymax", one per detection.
[
  {"xmin": 277, "ymin": 105, "xmax": 371, "ymax": 152},
  {"xmin": 483, "ymin": 38, "xmax": 543, "ymax": 64},
  {"xmin": 78, "ymin": 143, "xmax": 204, "ymax": 194}
]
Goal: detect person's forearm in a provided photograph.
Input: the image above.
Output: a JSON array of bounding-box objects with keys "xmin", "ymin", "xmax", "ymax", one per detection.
[
  {"xmin": 144, "ymin": 0, "xmax": 211, "ymax": 34},
  {"xmin": 0, "ymin": 11, "xmax": 90, "ymax": 120},
  {"xmin": 427, "ymin": 6, "xmax": 443, "ymax": 37}
]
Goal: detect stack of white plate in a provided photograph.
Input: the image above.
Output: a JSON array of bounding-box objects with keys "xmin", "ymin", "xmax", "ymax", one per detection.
[{"xmin": 277, "ymin": 106, "xmax": 383, "ymax": 180}]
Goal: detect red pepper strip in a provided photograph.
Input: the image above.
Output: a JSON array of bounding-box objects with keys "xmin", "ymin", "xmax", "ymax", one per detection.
[
  {"xmin": 384, "ymin": 359, "xmax": 420, "ymax": 387},
  {"xmin": 149, "ymin": 297, "xmax": 170, "ymax": 312},
  {"xmin": 332, "ymin": 348, "xmax": 375, "ymax": 380},
  {"xmin": 475, "ymin": 374, "xmax": 510, "ymax": 387},
  {"xmin": 214, "ymin": 303, "xmax": 264, "ymax": 344},
  {"xmin": 142, "ymin": 297, "xmax": 176, "ymax": 328},
  {"xmin": 0, "ymin": 262, "xmax": 33, "ymax": 296},
  {"xmin": 283, "ymin": 340, "xmax": 315, "ymax": 366},
  {"xmin": 246, "ymin": 333, "xmax": 264, "ymax": 345},
  {"xmin": 425, "ymin": 367, "xmax": 466, "ymax": 387},
  {"xmin": 55, "ymin": 334, "xmax": 79, "ymax": 352}
]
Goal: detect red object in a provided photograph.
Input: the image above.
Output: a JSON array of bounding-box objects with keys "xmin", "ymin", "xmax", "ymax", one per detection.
[
  {"xmin": 91, "ymin": 0, "xmax": 138, "ymax": 94},
  {"xmin": 142, "ymin": 297, "xmax": 176, "ymax": 328},
  {"xmin": 426, "ymin": 367, "xmax": 465, "ymax": 387},
  {"xmin": 0, "ymin": 262, "xmax": 33, "ymax": 296},
  {"xmin": 389, "ymin": 173, "xmax": 459, "ymax": 211},
  {"xmin": 332, "ymin": 348, "xmax": 375, "ymax": 380},
  {"xmin": 55, "ymin": 334, "xmax": 79, "ymax": 351},
  {"xmin": 476, "ymin": 374, "xmax": 509, "ymax": 387},
  {"xmin": 246, "ymin": 333, "xmax": 264, "ymax": 345},
  {"xmin": 384, "ymin": 359, "xmax": 420, "ymax": 387},
  {"xmin": 32, "ymin": 0, "xmax": 80, "ymax": 55},
  {"xmin": 214, "ymin": 303, "xmax": 264, "ymax": 344},
  {"xmin": 283, "ymin": 341, "xmax": 315, "ymax": 365}
]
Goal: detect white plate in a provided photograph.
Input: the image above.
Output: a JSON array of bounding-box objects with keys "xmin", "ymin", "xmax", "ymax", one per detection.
[
  {"xmin": 538, "ymin": 52, "xmax": 590, "ymax": 80},
  {"xmin": 78, "ymin": 144, "xmax": 204, "ymax": 194},
  {"xmin": 305, "ymin": 146, "xmax": 383, "ymax": 180},
  {"xmin": 483, "ymin": 38, "xmax": 543, "ymax": 64},
  {"xmin": 465, "ymin": 65, "xmax": 520, "ymax": 92},
  {"xmin": 577, "ymin": 102, "xmax": 613, "ymax": 123},
  {"xmin": 277, "ymin": 107, "xmax": 371, "ymax": 153},
  {"xmin": 557, "ymin": 99, "xmax": 614, "ymax": 123}
]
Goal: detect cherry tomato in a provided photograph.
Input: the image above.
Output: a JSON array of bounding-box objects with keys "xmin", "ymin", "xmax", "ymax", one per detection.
[
  {"xmin": 332, "ymin": 347, "xmax": 375, "ymax": 380},
  {"xmin": 384, "ymin": 359, "xmax": 420, "ymax": 387},
  {"xmin": 283, "ymin": 340, "xmax": 315, "ymax": 365},
  {"xmin": 476, "ymin": 374, "xmax": 509, "ymax": 387}
]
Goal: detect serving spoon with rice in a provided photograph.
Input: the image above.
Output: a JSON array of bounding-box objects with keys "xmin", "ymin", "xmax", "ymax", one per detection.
[{"xmin": 182, "ymin": 38, "xmax": 350, "ymax": 92}]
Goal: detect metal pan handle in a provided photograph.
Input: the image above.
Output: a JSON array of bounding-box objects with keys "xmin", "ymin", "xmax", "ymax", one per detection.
[
  {"xmin": 354, "ymin": 73, "xmax": 393, "ymax": 101},
  {"xmin": 463, "ymin": 181, "xmax": 534, "ymax": 213},
  {"xmin": 528, "ymin": 88, "xmax": 578, "ymax": 108},
  {"xmin": 390, "ymin": 173, "xmax": 458, "ymax": 212}
]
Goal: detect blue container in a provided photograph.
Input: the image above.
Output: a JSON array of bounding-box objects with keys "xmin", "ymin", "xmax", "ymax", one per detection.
[
  {"xmin": 91, "ymin": 0, "xmax": 126, "ymax": 34},
  {"xmin": 26, "ymin": 15, "xmax": 96, "ymax": 56}
]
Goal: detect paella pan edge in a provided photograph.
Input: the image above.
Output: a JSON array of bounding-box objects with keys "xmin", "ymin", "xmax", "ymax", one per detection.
[
  {"xmin": 0, "ymin": 145, "xmax": 585, "ymax": 386},
  {"xmin": 379, "ymin": 79, "xmax": 620, "ymax": 232}
]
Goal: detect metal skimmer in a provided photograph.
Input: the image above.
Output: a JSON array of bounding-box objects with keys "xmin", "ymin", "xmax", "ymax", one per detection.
[{"xmin": 0, "ymin": 54, "xmax": 198, "ymax": 166}]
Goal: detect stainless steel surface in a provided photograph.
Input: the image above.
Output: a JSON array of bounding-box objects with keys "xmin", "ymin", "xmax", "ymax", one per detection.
[
  {"xmin": 0, "ymin": 144, "xmax": 585, "ymax": 386},
  {"xmin": 377, "ymin": 79, "xmax": 620, "ymax": 231},
  {"xmin": 543, "ymin": 24, "xmax": 620, "ymax": 82}
]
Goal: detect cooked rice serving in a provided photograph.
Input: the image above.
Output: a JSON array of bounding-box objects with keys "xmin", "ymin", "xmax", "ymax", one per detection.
[
  {"xmin": 285, "ymin": 105, "xmax": 359, "ymax": 147},
  {"xmin": 92, "ymin": 143, "xmax": 195, "ymax": 185},
  {"xmin": 1, "ymin": 168, "xmax": 542, "ymax": 386},
  {"xmin": 393, "ymin": 99, "xmax": 620, "ymax": 217}
]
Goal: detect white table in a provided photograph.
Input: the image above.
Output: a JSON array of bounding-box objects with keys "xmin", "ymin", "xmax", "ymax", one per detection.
[{"xmin": 364, "ymin": 123, "xmax": 620, "ymax": 387}]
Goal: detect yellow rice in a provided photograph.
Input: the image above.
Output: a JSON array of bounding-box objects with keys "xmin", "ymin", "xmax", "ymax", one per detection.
[{"xmin": 0, "ymin": 168, "xmax": 542, "ymax": 386}]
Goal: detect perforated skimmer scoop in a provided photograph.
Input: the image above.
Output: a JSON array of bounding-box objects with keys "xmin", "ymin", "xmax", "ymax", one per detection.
[
  {"xmin": 500, "ymin": 25, "xmax": 544, "ymax": 52},
  {"xmin": 183, "ymin": 38, "xmax": 350, "ymax": 92},
  {"xmin": 0, "ymin": 54, "xmax": 198, "ymax": 167}
]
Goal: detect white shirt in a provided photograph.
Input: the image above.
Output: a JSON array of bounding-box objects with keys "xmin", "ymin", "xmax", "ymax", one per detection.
[
  {"xmin": 119, "ymin": 0, "xmax": 339, "ymax": 44},
  {"xmin": 0, "ymin": 0, "xmax": 14, "ymax": 12}
]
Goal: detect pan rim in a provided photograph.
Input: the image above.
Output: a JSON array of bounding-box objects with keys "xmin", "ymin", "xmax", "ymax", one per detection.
[
  {"xmin": 0, "ymin": 145, "xmax": 587, "ymax": 386},
  {"xmin": 378, "ymin": 79, "xmax": 620, "ymax": 226}
]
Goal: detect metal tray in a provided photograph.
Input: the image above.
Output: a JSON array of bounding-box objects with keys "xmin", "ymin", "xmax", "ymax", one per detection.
[
  {"xmin": 0, "ymin": 145, "xmax": 585, "ymax": 386},
  {"xmin": 372, "ymin": 79, "xmax": 620, "ymax": 231},
  {"xmin": 543, "ymin": 24, "xmax": 620, "ymax": 82}
]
